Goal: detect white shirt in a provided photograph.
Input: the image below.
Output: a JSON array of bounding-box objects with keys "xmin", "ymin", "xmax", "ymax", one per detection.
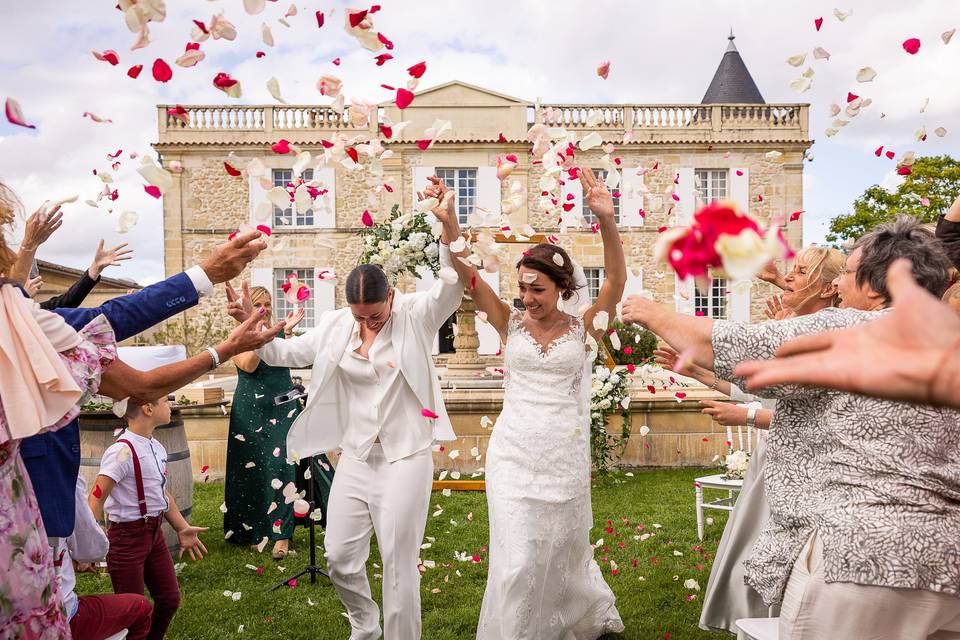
[
  {"xmin": 99, "ymin": 430, "xmax": 170, "ymax": 523},
  {"xmin": 338, "ymin": 316, "xmax": 433, "ymax": 462},
  {"xmin": 184, "ymin": 265, "xmax": 215, "ymax": 298},
  {"xmin": 57, "ymin": 475, "xmax": 110, "ymax": 620}
]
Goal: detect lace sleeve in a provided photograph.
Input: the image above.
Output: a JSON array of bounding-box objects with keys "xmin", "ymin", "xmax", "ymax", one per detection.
[{"xmin": 506, "ymin": 308, "xmax": 524, "ymax": 336}]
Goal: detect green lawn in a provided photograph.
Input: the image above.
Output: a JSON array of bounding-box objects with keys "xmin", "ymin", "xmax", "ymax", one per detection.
[{"xmin": 77, "ymin": 468, "xmax": 730, "ymax": 639}]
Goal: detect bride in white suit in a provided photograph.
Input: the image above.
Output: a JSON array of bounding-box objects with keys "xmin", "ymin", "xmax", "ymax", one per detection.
[{"xmin": 227, "ymin": 188, "xmax": 466, "ymax": 640}]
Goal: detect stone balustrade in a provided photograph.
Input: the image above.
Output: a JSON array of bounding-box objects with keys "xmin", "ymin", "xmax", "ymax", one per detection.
[{"xmin": 157, "ymin": 102, "xmax": 809, "ymax": 145}]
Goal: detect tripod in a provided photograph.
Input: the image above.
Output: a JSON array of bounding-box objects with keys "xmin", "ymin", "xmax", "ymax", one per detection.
[{"xmin": 270, "ymin": 390, "xmax": 330, "ymax": 591}]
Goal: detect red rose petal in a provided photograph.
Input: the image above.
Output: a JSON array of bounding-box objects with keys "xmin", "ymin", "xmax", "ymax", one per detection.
[
  {"xmin": 127, "ymin": 64, "xmax": 143, "ymax": 79},
  {"xmin": 213, "ymin": 72, "xmax": 238, "ymax": 89},
  {"xmin": 647, "ymin": 385, "xmax": 656, "ymax": 394},
  {"xmin": 396, "ymin": 88, "xmax": 414, "ymax": 110},
  {"xmin": 185, "ymin": 42, "xmax": 201, "ymax": 52},
  {"xmin": 846, "ymin": 92, "xmax": 859, "ymax": 103},
  {"xmin": 407, "ymin": 61, "xmax": 427, "ymax": 78},
  {"xmin": 361, "ymin": 210, "xmax": 373, "ymax": 227},
  {"xmin": 92, "ymin": 484, "xmax": 103, "ymax": 499},
  {"xmin": 193, "ymin": 19, "xmax": 209, "ymax": 34},
  {"xmin": 421, "ymin": 408, "xmax": 439, "ymax": 420},
  {"xmin": 377, "ymin": 32, "xmax": 394, "ymax": 49},
  {"xmin": 379, "ymin": 123, "xmax": 393, "ymax": 138},
  {"xmin": 885, "ymin": 150, "xmax": 895, "ymax": 159},
  {"xmin": 374, "ymin": 53, "xmax": 393, "ymax": 66},
  {"xmin": 152, "ymin": 58, "xmax": 172, "ymax": 83},
  {"xmin": 789, "ymin": 210, "xmax": 803, "ymax": 221},
  {"xmin": 144, "ymin": 185, "xmax": 162, "ymax": 198},
  {"xmin": 874, "ymin": 145, "xmax": 884, "ymax": 157},
  {"xmin": 224, "ymin": 162, "xmax": 241, "ymax": 176},
  {"xmin": 271, "ymin": 139, "xmax": 291, "ymax": 154},
  {"xmin": 345, "ymin": 147, "xmax": 359, "ymax": 163},
  {"xmin": 348, "ymin": 9, "xmax": 368, "ymax": 27},
  {"xmin": 332, "ymin": 57, "xmax": 340, "ymax": 66},
  {"xmin": 315, "ymin": 10, "xmax": 324, "ymax": 28},
  {"xmin": 415, "ymin": 139, "xmax": 431, "ymax": 150},
  {"xmin": 902, "ymin": 38, "xmax": 921, "ymax": 55},
  {"xmin": 623, "ymin": 346, "xmax": 633, "ymax": 355},
  {"xmin": 256, "ymin": 51, "xmax": 266, "ymax": 58},
  {"xmin": 897, "ymin": 166, "xmax": 912, "ymax": 175},
  {"xmin": 735, "ymin": 169, "xmax": 743, "ymax": 176},
  {"xmin": 92, "ymin": 49, "xmax": 120, "ymax": 66},
  {"xmin": 814, "ymin": 17, "xmax": 823, "ymax": 31}
]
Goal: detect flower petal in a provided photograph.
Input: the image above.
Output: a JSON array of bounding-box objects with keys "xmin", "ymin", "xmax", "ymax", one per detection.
[
  {"xmin": 266, "ymin": 77, "xmax": 286, "ymax": 104},
  {"xmin": 407, "ymin": 61, "xmax": 427, "ymax": 78},
  {"xmin": 92, "ymin": 49, "xmax": 120, "ymax": 65},
  {"xmin": 5, "ymin": 98, "xmax": 36, "ymax": 129},
  {"xmin": 396, "ymin": 88, "xmax": 414, "ymax": 110},
  {"xmin": 943, "ymin": 29, "xmax": 956, "ymax": 45},
  {"xmin": 786, "ymin": 53, "xmax": 806, "ymax": 67},
  {"xmin": 856, "ymin": 67, "xmax": 877, "ymax": 82},
  {"xmin": 903, "ymin": 37, "xmax": 921, "ymax": 54},
  {"xmin": 596, "ymin": 60, "xmax": 611, "ymax": 80}
]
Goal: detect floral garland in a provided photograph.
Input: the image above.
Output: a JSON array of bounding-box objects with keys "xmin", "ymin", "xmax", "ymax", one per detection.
[
  {"xmin": 358, "ymin": 204, "xmax": 440, "ymax": 283},
  {"xmin": 590, "ymin": 365, "xmax": 632, "ymax": 474}
]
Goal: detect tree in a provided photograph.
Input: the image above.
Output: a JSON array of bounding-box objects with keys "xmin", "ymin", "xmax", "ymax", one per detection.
[
  {"xmin": 827, "ymin": 155, "xmax": 960, "ymax": 245},
  {"xmin": 146, "ymin": 307, "xmax": 230, "ymax": 361}
]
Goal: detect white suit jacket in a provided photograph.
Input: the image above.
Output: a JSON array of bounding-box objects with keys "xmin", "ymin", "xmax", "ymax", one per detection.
[{"xmin": 256, "ymin": 245, "xmax": 463, "ymax": 460}]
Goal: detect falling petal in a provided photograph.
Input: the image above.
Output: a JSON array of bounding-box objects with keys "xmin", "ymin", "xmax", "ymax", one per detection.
[
  {"xmin": 814, "ymin": 17, "xmax": 823, "ymax": 31},
  {"xmin": 151, "ymin": 58, "xmax": 172, "ymax": 83},
  {"xmin": 786, "ymin": 53, "xmax": 806, "ymax": 67},
  {"xmin": 396, "ymin": 88, "xmax": 414, "ymax": 109},
  {"xmin": 935, "ymin": 127, "xmax": 947, "ymax": 137},
  {"xmin": 943, "ymin": 29, "xmax": 956, "ymax": 45},
  {"xmin": 789, "ymin": 76, "xmax": 813, "ymax": 93},
  {"xmin": 596, "ymin": 60, "xmax": 611, "ymax": 79},
  {"xmin": 856, "ymin": 67, "xmax": 876, "ymax": 82},
  {"xmin": 903, "ymin": 37, "xmax": 921, "ymax": 54},
  {"xmin": 92, "ymin": 49, "xmax": 120, "ymax": 65},
  {"xmin": 813, "ymin": 46, "xmax": 831, "ymax": 60},
  {"xmin": 266, "ymin": 77, "xmax": 286, "ymax": 103},
  {"xmin": 5, "ymin": 98, "xmax": 36, "ymax": 129}
]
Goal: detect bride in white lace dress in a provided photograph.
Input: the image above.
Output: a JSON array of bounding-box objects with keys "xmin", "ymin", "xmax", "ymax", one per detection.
[{"xmin": 423, "ymin": 170, "xmax": 627, "ymax": 638}]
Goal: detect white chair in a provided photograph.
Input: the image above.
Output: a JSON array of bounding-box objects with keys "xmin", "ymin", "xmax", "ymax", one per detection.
[
  {"xmin": 104, "ymin": 630, "xmax": 129, "ymax": 640},
  {"xmin": 736, "ymin": 617, "xmax": 779, "ymax": 640},
  {"xmin": 694, "ymin": 424, "xmax": 761, "ymax": 540}
]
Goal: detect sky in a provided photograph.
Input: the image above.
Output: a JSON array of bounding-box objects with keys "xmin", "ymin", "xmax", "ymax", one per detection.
[{"xmin": 0, "ymin": 0, "xmax": 957, "ymax": 285}]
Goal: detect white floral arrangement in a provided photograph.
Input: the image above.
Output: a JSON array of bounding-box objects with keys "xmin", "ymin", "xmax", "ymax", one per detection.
[
  {"xmin": 359, "ymin": 204, "xmax": 440, "ymax": 283},
  {"xmin": 590, "ymin": 365, "xmax": 632, "ymax": 473},
  {"xmin": 720, "ymin": 449, "xmax": 751, "ymax": 481}
]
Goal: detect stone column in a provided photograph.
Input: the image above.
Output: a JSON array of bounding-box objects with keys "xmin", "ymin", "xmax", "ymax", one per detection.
[{"xmin": 445, "ymin": 295, "xmax": 484, "ymax": 373}]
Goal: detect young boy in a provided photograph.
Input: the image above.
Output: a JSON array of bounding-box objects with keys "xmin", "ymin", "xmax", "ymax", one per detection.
[{"xmin": 88, "ymin": 395, "xmax": 208, "ymax": 640}]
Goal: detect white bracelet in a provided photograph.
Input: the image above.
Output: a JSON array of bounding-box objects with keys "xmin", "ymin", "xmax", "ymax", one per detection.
[
  {"xmin": 205, "ymin": 346, "xmax": 221, "ymax": 369},
  {"xmin": 746, "ymin": 407, "xmax": 757, "ymax": 429}
]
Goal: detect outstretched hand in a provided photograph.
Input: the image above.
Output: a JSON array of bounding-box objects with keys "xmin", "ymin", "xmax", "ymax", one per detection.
[
  {"xmin": 225, "ymin": 281, "xmax": 254, "ymax": 323},
  {"xmin": 579, "ymin": 167, "xmax": 615, "ymax": 222},
  {"xmin": 699, "ymin": 400, "xmax": 749, "ymax": 427},
  {"xmin": 21, "ymin": 204, "xmax": 63, "ymax": 251},
  {"xmin": 735, "ymin": 260, "xmax": 960, "ymax": 407},
  {"xmin": 200, "ymin": 231, "xmax": 269, "ymax": 285},
  {"xmin": 177, "ymin": 525, "xmax": 209, "ymax": 561},
  {"xmin": 419, "ymin": 175, "xmax": 456, "ymax": 224},
  {"xmin": 89, "ymin": 240, "xmax": 134, "ymax": 279}
]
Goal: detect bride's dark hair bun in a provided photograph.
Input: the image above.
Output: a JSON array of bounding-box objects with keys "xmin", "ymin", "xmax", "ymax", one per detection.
[{"xmin": 516, "ymin": 243, "xmax": 581, "ymax": 300}]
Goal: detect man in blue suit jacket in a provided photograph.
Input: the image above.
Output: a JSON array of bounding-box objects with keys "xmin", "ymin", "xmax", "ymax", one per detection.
[{"xmin": 21, "ymin": 231, "xmax": 268, "ymax": 540}]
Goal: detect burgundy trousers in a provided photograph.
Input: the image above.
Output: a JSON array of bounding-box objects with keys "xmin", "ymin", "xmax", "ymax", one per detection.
[
  {"xmin": 70, "ymin": 593, "xmax": 153, "ymax": 640},
  {"xmin": 107, "ymin": 517, "xmax": 181, "ymax": 640}
]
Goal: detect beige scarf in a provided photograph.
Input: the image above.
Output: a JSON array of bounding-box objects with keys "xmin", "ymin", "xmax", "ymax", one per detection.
[{"xmin": 0, "ymin": 284, "xmax": 82, "ymax": 441}]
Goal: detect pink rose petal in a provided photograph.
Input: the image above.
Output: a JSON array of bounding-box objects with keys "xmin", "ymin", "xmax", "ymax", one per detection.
[
  {"xmin": 361, "ymin": 210, "xmax": 373, "ymax": 227},
  {"xmin": 271, "ymin": 139, "xmax": 291, "ymax": 154},
  {"xmin": 144, "ymin": 185, "xmax": 162, "ymax": 198},
  {"xmin": 5, "ymin": 98, "xmax": 36, "ymax": 129},
  {"xmin": 421, "ymin": 408, "xmax": 439, "ymax": 420},
  {"xmin": 902, "ymin": 37, "xmax": 921, "ymax": 54}
]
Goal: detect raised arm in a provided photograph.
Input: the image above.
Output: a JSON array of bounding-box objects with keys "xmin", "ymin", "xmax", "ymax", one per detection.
[
  {"xmin": 9, "ymin": 204, "xmax": 63, "ymax": 284},
  {"xmin": 654, "ymin": 345, "xmax": 730, "ymax": 394},
  {"xmin": 622, "ymin": 296, "xmax": 716, "ymax": 370},
  {"xmin": 579, "ymin": 168, "xmax": 626, "ymax": 339},
  {"xmin": 99, "ymin": 311, "xmax": 285, "ymax": 404}
]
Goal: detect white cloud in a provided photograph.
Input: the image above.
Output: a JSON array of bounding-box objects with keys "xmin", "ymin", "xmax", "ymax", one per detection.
[{"xmin": 0, "ymin": 0, "xmax": 957, "ymax": 283}]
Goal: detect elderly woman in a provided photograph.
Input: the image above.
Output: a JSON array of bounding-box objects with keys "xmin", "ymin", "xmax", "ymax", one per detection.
[{"xmin": 623, "ymin": 216, "xmax": 960, "ymax": 640}]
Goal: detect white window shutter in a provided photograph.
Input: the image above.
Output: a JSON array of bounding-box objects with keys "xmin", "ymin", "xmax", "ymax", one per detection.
[
  {"xmin": 415, "ymin": 265, "xmax": 440, "ymax": 355},
  {"xmin": 562, "ymin": 174, "xmax": 583, "ymax": 228},
  {"xmin": 728, "ymin": 167, "xmax": 752, "ymax": 321},
  {"xmin": 675, "ymin": 275, "xmax": 696, "ymax": 315},
  {"xmin": 619, "ymin": 169, "xmax": 645, "ymax": 227},
  {"xmin": 251, "ymin": 267, "xmax": 272, "ymax": 290},
  {"xmin": 412, "ymin": 165, "xmax": 436, "ymax": 224},
  {"xmin": 617, "ymin": 266, "xmax": 645, "ymax": 317},
  {"xmin": 314, "ymin": 267, "xmax": 337, "ymax": 322},
  {"xmin": 313, "ymin": 168, "xmax": 336, "ymax": 228},
  {"xmin": 676, "ymin": 167, "xmax": 695, "ymax": 224},
  {"xmin": 249, "ymin": 174, "xmax": 272, "ymax": 227},
  {"xmin": 476, "ymin": 269, "xmax": 501, "ymax": 355},
  {"xmin": 730, "ymin": 167, "xmax": 749, "ymax": 216},
  {"xmin": 476, "ymin": 166, "xmax": 501, "ymax": 218}
]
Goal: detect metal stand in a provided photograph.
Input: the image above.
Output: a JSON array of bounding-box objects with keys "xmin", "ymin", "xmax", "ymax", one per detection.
[{"xmin": 269, "ymin": 388, "xmax": 329, "ymax": 591}]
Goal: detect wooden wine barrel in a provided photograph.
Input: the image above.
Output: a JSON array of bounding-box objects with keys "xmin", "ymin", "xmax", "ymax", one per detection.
[{"xmin": 78, "ymin": 409, "xmax": 193, "ymax": 555}]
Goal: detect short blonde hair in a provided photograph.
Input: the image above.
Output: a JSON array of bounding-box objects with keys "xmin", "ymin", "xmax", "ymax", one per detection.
[{"xmin": 249, "ymin": 286, "xmax": 271, "ymax": 306}]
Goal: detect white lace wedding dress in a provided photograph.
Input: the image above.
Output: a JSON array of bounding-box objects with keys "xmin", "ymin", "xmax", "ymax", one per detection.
[{"xmin": 477, "ymin": 311, "xmax": 624, "ymax": 639}]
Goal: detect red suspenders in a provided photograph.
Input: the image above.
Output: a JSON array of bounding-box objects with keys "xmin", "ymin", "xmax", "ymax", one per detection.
[{"xmin": 117, "ymin": 439, "xmax": 148, "ymax": 520}]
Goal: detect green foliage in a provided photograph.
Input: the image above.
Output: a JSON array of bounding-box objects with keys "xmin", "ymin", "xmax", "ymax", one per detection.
[
  {"xmin": 602, "ymin": 321, "xmax": 658, "ymax": 365},
  {"xmin": 827, "ymin": 155, "xmax": 960, "ymax": 245}
]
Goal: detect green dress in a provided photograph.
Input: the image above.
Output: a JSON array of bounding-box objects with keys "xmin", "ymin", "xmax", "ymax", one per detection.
[{"xmin": 224, "ymin": 359, "xmax": 334, "ymax": 544}]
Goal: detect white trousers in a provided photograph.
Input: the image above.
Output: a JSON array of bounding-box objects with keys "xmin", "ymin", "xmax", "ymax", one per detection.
[
  {"xmin": 780, "ymin": 530, "xmax": 960, "ymax": 640},
  {"xmin": 324, "ymin": 444, "xmax": 433, "ymax": 640}
]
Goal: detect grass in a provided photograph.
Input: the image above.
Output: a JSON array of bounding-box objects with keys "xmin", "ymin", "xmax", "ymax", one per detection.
[{"xmin": 77, "ymin": 468, "xmax": 730, "ymax": 639}]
